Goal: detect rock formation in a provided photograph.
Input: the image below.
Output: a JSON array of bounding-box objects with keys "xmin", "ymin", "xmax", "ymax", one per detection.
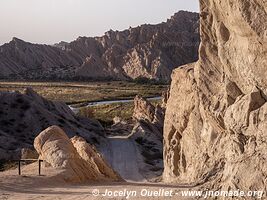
[
  {"xmin": 0, "ymin": 88, "xmax": 105, "ymax": 160},
  {"xmin": 163, "ymin": 0, "xmax": 267, "ymax": 196},
  {"xmin": 71, "ymin": 136, "xmax": 120, "ymax": 180},
  {"xmin": 103, "ymin": 95, "xmax": 166, "ymax": 180},
  {"xmin": 34, "ymin": 126, "xmax": 121, "ymax": 182},
  {"xmin": 0, "ymin": 89, "xmax": 166, "ymax": 181},
  {"xmin": 133, "ymin": 95, "xmax": 164, "ymax": 139},
  {"xmin": 133, "ymin": 95, "xmax": 157, "ymax": 122},
  {"xmin": 0, "ymin": 11, "xmax": 199, "ymax": 82},
  {"xmin": 130, "ymin": 95, "xmax": 165, "ymax": 179}
]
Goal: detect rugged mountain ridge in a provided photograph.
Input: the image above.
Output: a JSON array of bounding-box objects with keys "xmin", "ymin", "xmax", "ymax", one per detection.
[
  {"xmin": 0, "ymin": 11, "xmax": 199, "ymax": 81},
  {"xmin": 163, "ymin": 0, "xmax": 267, "ymax": 196}
]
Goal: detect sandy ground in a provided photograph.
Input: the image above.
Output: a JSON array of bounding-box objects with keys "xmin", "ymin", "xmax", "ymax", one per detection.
[
  {"xmin": 0, "ymin": 182, "xmax": 194, "ymax": 200},
  {"xmin": 0, "ymin": 163, "xmax": 194, "ymax": 200},
  {"xmin": 0, "ymin": 135, "xmax": 192, "ymax": 200}
]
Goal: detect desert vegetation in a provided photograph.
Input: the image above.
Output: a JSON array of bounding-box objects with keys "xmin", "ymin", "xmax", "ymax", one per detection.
[
  {"xmin": 0, "ymin": 160, "xmax": 17, "ymax": 171},
  {"xmin": 0, "ymin": 81, "xmax": 167, "ymax": 104},
  {"xmin": 78, "ymin": 100, "xmax": 161, "ymax": 126}
]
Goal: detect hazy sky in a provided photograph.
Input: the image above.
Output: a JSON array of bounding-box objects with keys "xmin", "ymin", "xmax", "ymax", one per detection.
[{"xmin": 0, "ymin": 0, "xmax": 199, "ymax": 45}]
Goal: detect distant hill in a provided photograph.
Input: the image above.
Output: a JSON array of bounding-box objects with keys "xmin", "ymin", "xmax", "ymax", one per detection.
[{"xmin": 0, "ymin": 11, "xmax": 199, "ymax": 82}]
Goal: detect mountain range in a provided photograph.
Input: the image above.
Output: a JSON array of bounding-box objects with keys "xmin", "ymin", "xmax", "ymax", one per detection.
[{"xmin": 0, "ymin": 11, "xmax": 199, "ymax": 82}]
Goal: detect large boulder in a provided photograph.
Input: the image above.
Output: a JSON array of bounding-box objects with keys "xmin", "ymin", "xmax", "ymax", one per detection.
[
  {"xmin": 163, "ymin": 0, "xmax": 267, "ymax": 196},
  {"xmin": 34, "ymin": 126, "xmax": 121, "ymax": 183}
]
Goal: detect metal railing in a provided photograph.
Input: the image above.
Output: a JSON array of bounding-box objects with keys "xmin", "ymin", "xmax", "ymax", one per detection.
[{"xmin": 16, "ymin": 159, "xmax": 44, "ymax": 176}]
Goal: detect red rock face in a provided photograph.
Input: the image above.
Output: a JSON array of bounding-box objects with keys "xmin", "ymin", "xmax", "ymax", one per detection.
[
  {"xmin": 0, "ymin": 11, "xmax": 199, "ymax": 81},
  {"xmin": 163, "ymin": 0, "xmax": 267, "ymax": 194}
]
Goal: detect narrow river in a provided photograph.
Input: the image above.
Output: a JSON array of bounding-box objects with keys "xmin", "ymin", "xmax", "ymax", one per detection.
[{"xmin": 69, "ymin": 96, "xmax": 162, "ymax": 113}]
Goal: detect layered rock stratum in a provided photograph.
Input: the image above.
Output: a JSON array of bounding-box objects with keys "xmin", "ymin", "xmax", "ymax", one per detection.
[
  {"xmin": 163, "ymin": 0, "xmax": 267, "ymax": 195},
  {"xmin": 0, "ymin": 11, "xmax": 199, "ymax": 82}
]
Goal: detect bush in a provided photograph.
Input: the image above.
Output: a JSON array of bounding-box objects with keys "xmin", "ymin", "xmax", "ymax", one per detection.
[
  {"xmin": 79, "ymin": 107, "xmax": 95, "ymax": 118},
  {"xmin": 132, "ymin": 77, "xmax": 168, "ymax": 85},
  {"xmin": 0, "ymin": 160, "xmax": 17, "ymax": 171}
]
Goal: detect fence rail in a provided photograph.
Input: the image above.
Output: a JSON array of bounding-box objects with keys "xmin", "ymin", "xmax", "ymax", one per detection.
[{"xmin": 15, "ymin": 159, "xmax": 44, "ymax": 176}]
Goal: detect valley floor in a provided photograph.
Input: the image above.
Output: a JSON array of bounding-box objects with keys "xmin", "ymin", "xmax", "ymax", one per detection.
[
  {"xmin": 0, "ymin": 185, "xmax": 194, "ymax": 200},
  {"xmin": 0, "ymin": 81, "xmax": 167, "ymax": 105}
]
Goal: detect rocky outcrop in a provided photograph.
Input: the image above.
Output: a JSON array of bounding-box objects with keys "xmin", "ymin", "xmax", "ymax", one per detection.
[
  {"xmin": 103, "ymin": 95, "xmax": 165, "ymax": 180},
  {"xmin": 133, "ymin": 95, "xmax": 156, "ymax": 122},
  {"xmin": 71, "ymin": 136, "xmax": 121, "ymax": 180},
  {"xmin": 163, "ymin": 0, "xmax": 267, "ymax": 195},
  {"xmin": 130, "ymin": 95, "xmax": 165, "ymax": 179},
  {"xmin": 0, "ymin": 11, "xmax": 199, "ymax": 82},
  {"xmin": 34, "ymin": 126, "xmax": 120, "ymax": 183},
  {"xmin": 133, "ymin": 95, "xmax": 164, "ymax": 139},
  {"xmin": 0, "ymin": 88, "xmax": 105, "ymax": 160}
]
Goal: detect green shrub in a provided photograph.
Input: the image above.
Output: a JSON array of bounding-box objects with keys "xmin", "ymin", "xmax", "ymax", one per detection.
[{"xmin": 79, "ymin": 107, "xmax": 95, "ymax": 118}]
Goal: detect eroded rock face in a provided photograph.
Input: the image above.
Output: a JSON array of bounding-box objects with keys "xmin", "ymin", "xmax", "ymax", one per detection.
[
  {"xmin": 133, "ymin": 95, "xmax": 156, "ymax": 122},
  {"xmin": 34, "ymin": 126, "xmax": 120, "ymax": 183},
  {"xmin": 0, "ymin": 11, "xmax": 199, "ymax": 82},
  {"xmin": 0, "ymin": 88, "xmax": 104, "ymax": 160},
  {"xmin": 163, "ymin": 0, "xmax": 267, "ymax": 194},
  {"xmin": 71, "ymin": 136, "xmax": 121, "ymax": 180},
  {"xmin": 133, "ymin": 95, "xmax": 164, "ymax": 139},
  {"xmin": 130, "ymin": 95, "xmax": 165, "ymax": 179}
]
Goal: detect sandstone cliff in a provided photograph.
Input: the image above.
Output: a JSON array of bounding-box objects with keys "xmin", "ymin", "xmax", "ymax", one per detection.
[
  {"xmin": 0, "ymin": 11, "xmax": 199, "ymax": 82},
  {"xmin": 163, "ymin": 0, "xmax": 267, "ymax": 195}
]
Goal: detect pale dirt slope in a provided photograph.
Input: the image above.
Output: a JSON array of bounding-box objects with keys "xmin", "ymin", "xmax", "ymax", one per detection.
[{"xmin": 106, "ymin": 136, "xmax": 145, "ymax": 182}]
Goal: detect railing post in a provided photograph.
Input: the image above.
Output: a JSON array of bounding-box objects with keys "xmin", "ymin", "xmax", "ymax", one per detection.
[
  {"xmin": 38, "ymin": 160, "xmax": 41, "ymax": 176},
  {"xmin": 18, "ymin": 160, "xmax": 21, "ymax": 175},
  {"xmin": 16, "ymin": 159, "xmax": 43, "ymax": 176}
]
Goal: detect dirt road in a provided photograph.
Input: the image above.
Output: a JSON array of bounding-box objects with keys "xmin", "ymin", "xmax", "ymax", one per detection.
[{"xmin": 104, "ymin": 136, "xmax": 145, "ymax": 182}]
